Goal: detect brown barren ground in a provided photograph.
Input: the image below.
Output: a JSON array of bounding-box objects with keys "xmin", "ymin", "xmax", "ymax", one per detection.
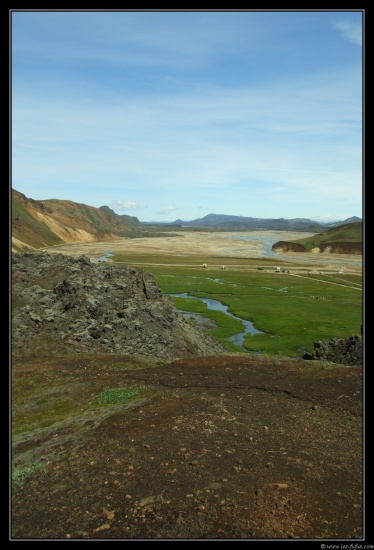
[{"xmin": 11, "ymin": 354, "xmax": 363, "ymax": 541}]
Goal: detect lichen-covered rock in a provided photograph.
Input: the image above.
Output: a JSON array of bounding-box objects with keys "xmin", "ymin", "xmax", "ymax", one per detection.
[
  {"xmin": 310, "ymin": 334, "xmax": 363, "ymax": 366},
  {"xmin": 11, "ymin": 252, "xmax": 227, "ymax": 362}
]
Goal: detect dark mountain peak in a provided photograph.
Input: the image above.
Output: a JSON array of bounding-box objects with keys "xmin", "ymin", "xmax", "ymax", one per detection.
[
  {"xmin": 99, "ymin": 205, "xmax": 142, "ymax": 227},
  {"xmin": 169, "ymin": 213, "xmax": 361, "ymax": 232}
]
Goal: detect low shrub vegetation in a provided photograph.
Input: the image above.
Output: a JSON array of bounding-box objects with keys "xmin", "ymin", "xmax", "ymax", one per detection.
[
  {"xmin": 12, "ymin": 463, "xmax": 48, "ymax": 487},
  {"xmin": 92, "ymin": 387, "xmax": 142, "ymax": 405}
]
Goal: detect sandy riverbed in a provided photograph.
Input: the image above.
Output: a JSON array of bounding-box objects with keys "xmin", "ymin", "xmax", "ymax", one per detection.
[{"xmin": 43, "ymin": 231, "xmax": 362, "ymax": 273}]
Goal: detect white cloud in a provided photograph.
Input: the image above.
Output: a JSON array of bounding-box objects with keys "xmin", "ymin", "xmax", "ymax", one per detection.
[
  {"xmin": 332, "ymin": 19, "xmax": 362, "ymax": 46},
  {"xmin": 13, "ymin": 66, "xmax": 361, "ymax": 198},
  {"xmin": 111, "ymin": 200, "xmax": 138, "ymax": 211}
]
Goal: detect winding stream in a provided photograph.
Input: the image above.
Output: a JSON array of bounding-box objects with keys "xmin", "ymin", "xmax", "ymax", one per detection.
[
  {"xmin": 91, "ymin": 250, "xmax": 115, "ymax": 262},
  {"xmin": 170, "ymin": 293, "xmax": 263, "ymax": 351}
]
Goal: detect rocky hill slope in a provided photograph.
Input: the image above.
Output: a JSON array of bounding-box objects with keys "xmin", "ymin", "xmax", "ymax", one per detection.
[
  {"xmin": 11, "ymin": 190, "xmax": 152, "ymax": 253},
  {"xmin": 11, "ymin": 252, "xmax": 226, "ymax": 363}
]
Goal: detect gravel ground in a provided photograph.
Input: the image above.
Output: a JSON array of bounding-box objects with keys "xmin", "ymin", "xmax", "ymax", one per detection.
[{"xmin": 11, "ymin": 353, "xmax": 364, "ymax": 541}]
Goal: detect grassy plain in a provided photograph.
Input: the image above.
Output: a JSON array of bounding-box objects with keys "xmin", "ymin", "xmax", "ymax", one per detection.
[
  {"xmin": 111, "ymin": 261, "xmax": 362, "ymax": 358},
  {"xmin": 137, "ymin": 263, "xmax": 361, "ymax": 357}
]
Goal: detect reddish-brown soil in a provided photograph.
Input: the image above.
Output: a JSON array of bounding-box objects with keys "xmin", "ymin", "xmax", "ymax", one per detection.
[{"xmin": 11, "ymin": 354, "xmax": 364, "ymax": 541}]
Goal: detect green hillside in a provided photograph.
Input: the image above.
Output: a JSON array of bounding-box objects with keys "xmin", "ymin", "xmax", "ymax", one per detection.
[{"xmin": 292, "ymin": 221, "xmax": 362, "ymax": 251}]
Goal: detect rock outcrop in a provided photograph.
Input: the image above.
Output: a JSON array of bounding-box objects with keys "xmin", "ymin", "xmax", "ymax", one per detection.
[
  {"xmin": 308, "ymin": 334, "xmax": 363, "ymax": 366},
  {"xmin": 11, "ymin": 252, "xmax": 227, "ymax": 362}
]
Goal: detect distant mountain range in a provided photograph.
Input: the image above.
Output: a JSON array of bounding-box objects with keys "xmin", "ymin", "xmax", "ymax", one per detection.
[
  {"xmin": 11, "ymin": 188, "xmax": 362, "ymax": 254},
  {"xmin": 164, "ymin": 213, "xmax": 361, "ymax": 232}
]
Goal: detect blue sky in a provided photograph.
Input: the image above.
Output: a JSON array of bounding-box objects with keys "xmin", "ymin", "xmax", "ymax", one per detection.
[{"xmin": 11, "ymin": 10, "xmax": 363, "ymax": 223}]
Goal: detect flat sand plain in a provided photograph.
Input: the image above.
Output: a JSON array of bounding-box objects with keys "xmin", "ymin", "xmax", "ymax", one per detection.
[{"xmin": 43, "ymin": 230, "xmax": 363, "ymax": 274}]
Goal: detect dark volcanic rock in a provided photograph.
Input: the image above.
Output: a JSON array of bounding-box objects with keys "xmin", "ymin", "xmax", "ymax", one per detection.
[
  {"xmin": 11, "ymin": 252, "xmax": 227, "ymax": 362},
  {"xmin": 308, "ymin": 334, "xmax": 363, "ymax": 366}
]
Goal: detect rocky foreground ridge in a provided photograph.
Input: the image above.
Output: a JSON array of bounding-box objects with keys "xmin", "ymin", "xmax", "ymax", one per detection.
[{"xmin": 11, "ymin": 252, "xmax": 226, "ymax": 362}]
